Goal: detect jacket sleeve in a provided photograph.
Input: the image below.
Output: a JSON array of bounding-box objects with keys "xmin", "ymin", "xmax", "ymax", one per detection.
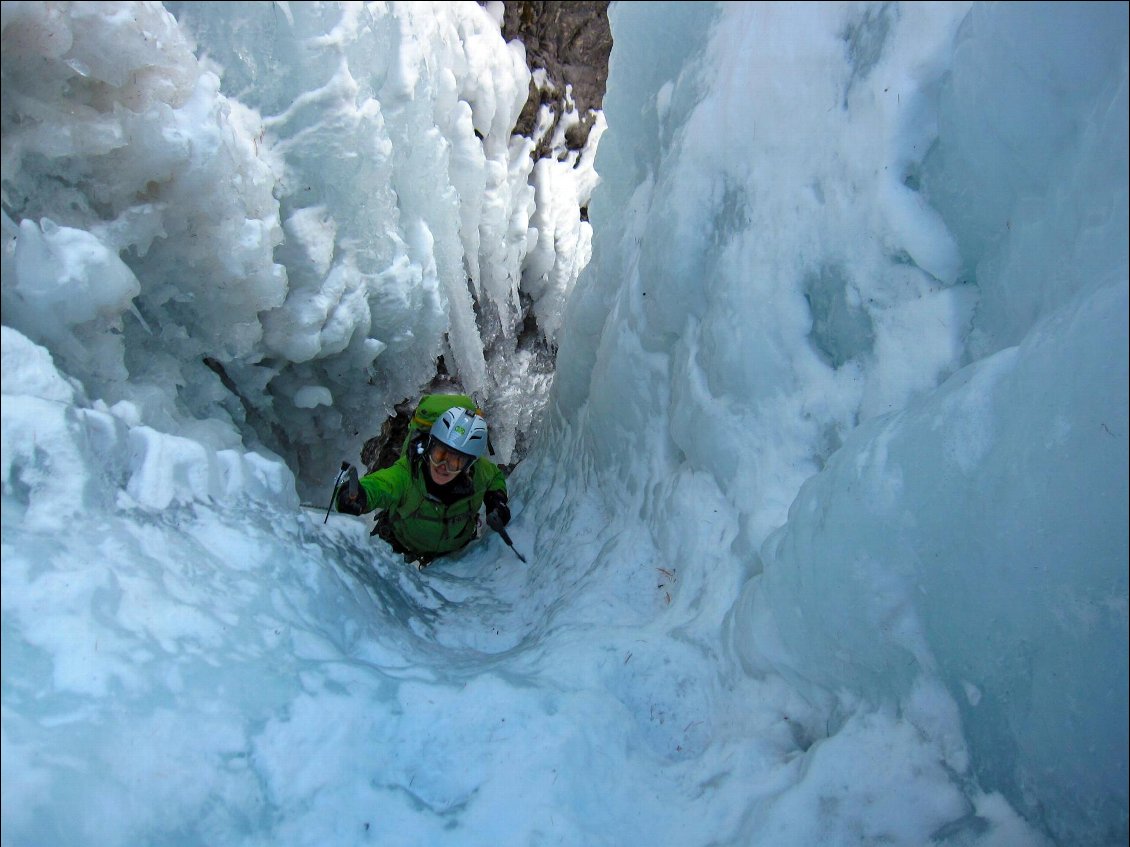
[
  {"xmin": 357, "ymin": 457, "xmax": 413, "ymax": 512},
  {"xmin": 477, "ymin": 461, "xmax": 508, "ymax": 504}
]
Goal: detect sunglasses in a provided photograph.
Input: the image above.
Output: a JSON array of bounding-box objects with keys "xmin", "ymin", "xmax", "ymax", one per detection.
[{"xmin": 427, "ymin": 442, "xmax": 472, "ymax": 472}]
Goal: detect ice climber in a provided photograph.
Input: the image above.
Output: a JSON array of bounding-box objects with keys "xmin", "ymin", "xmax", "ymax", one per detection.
[{"xmin": 336, "ymin": 396, "xmax": 511, "ymax": 568}]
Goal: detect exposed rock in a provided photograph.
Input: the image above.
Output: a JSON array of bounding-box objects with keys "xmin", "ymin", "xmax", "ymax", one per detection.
[{"xmin": 489, "ymin": 1, "xmax": 612, "ymax": 156}]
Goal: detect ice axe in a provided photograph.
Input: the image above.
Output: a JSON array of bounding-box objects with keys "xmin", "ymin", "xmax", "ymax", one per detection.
[
  {"xmin": 487, "ymin": 512, "xmax": 527, "ymax": 563},
  {"xmin": 325, "ymin": 461, "xmax": 360, "ymax": 523}
]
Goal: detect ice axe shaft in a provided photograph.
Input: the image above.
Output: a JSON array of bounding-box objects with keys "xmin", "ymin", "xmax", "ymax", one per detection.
[{"xmin": 495, "ymin": 525, "xmax": 527, "ymax": 563}]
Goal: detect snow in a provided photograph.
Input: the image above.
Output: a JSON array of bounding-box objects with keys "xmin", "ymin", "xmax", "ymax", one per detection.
[{"xmin": 2, "ymin": 2, "xmax": 1127, "ymax": 846}]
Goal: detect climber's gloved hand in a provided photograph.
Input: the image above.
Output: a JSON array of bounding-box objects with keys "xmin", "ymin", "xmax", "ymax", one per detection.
[
  {"xmin": 336, "ymin": 487, "xmax": 365, "ymax": 515},
  {"xmin": 486, "ymin": 502, "xmax": 510, "ymax": 533}
]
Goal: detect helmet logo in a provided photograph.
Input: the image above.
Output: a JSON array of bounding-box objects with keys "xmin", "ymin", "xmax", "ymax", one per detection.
[{"xmin": 454, "ymin": 425, "xmax": 467, "ymax": 436}]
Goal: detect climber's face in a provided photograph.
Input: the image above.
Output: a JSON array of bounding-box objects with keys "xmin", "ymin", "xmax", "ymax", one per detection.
[{"xmin": 427, "ymin": 441, "xmax": 470, "ymax": 485}]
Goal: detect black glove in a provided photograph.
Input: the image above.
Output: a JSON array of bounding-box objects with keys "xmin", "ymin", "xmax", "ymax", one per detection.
[
  {"xmin": 486, "ymin": 502, "xmax": 510, "ymax": 532},
  {"xmin": 336, "ymin": 486, "xmax": 365, "ymax": 515}
]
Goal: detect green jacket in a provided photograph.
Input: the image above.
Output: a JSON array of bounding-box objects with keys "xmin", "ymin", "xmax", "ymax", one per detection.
[{"xmin": 357, "ymin": 446, "xmax": 507, "ymax": 556}]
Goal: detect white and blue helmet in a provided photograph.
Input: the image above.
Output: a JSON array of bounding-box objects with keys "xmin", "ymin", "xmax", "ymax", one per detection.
[{"xmin": 429, "ymin": 408, "xmax": 488, "ymax": 459}]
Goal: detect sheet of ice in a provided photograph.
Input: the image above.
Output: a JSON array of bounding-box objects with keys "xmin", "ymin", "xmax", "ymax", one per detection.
[
  {"xmin": 1, "ymin": 3, "xmax": 1126, "ymax": 847},
  {"xmin": 2, "ymin": 0, "xmax": 596, "ymax": 492},
  {"xmin": 549, "ymin": 1, "xmax": 1126, "ymax": 844}
]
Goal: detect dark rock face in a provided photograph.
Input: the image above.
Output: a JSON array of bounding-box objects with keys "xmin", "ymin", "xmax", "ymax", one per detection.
[{"xmin": 491, "ymin": 1, "xmax": 612, "ymax": 156}]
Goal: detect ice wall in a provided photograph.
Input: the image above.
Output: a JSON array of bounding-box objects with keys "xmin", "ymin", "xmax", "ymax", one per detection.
[
  {"xmin": 2, "ymin": 2, "xmax": 1127, "ymax": 844},
  {"xmin": 542, "ymin": 2, "xmax": 1128, "ymax": 844},
  {"xmin": 1, "ymin": 1, "xmax": 597, "ymax": 495}
]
